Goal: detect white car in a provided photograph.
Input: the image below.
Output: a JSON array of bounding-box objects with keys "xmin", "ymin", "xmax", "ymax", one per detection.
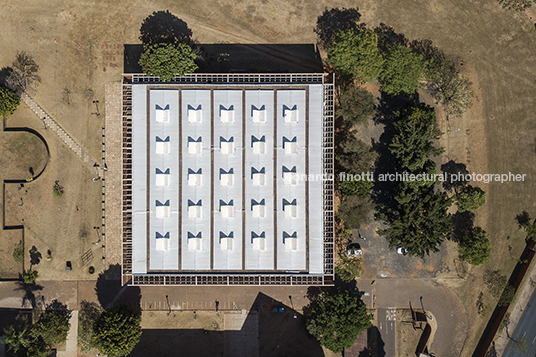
[
  {"xmin": 397, "ymin": 247, "xmax": 408, "ymax": 255},
  {"xmin": 347, "ymin": 244, "xmax": 362, "ymax": 256}
]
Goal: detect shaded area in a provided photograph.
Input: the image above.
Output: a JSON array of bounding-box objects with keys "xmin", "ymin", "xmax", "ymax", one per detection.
[
  {"xmin": 131, "ymin": 292, "xmax": 324, "ymax": 357},
  {"xmin": 95, "ymin": 264, "xmax": 141, "ymax": 312},
  {"xmin": 139, "ymin": 10, "xmax": 193, "ymax": 46},
  {"xmin": 124, "ymin": 43, "xmax": 323, "ymax": 74},
  {"xmin": 515, "ymin": 211, "xmax": 531, "ymax": 229},
  {"xmin": 441, "ymin": 160, "xmax": 469, "ymax": 192},
  {"xmin": 450, "ymin": 211, "xmax": 475, "ymax": 243},
  {"xmin": 314, "ymin": 7, "xmax": 363, "ymax": 49},
  {"xmin": 29, "ymin": 245, "xmax": 41, "ymax": 266},
  {"xmin": 472, "ymin": 239, "xmax": 536, "ymax": 357},
  {"xmin": 14, "ymin": 277, "xmax": 44, "ymax": 309}
]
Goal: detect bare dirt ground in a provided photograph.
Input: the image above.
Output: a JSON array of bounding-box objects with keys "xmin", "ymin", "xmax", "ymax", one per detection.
[{"xmin": 0, "ymin": 0, "xmax": 534, "ymax": 356}]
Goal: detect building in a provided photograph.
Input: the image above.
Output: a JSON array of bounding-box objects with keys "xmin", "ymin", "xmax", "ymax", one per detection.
[{"xmin": 120, "ymin": 73, "xmax": 334, "ymax": 285}]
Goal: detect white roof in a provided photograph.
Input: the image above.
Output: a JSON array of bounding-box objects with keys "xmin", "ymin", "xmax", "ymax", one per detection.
[
  {"xmin": 283, "ymin": 105, "xmax": 299, "ymax": 123},
  {"xmin": 188, "ymin": 141, "xmax": 203, "ymax": 155},
  {"xmin": 221, "ymin": 140, "xmax": 235, "ymax": 155},
  {"xmin": 220, "ymin": 204, "xmax": 235, "ymax": 218},
  {"xmin": 283, "ymin": 171, "xmax": 298, "ymax": 185},
  {"xmin": 220, "ymin": 237, "xmax": 235, "ymax": 250},
  {"xmin": 252, "ymin": 141, "xmax": 266, "ymax": 154},
  {"xmin": 188, "ymin": 173, "xmax": 203, "ymax": 186},
  {"xmin": 188, "ymin": 106, "xmax": 202, "ymax": 123},
  {"xmin": 252, "ymin": 172, "xmax": 266, "ymax": 186},
  {"xmin": 155, "ymin": 104, "xmax": 170, "ymax": 123},
  {"xmin": 284, "ymin": 140, "xmax": 298, "ymax": 155},
  {"xmin": 252, "ymin": 236, "xmax": 266, "ymax": 251},
  {"xmin": 155, "ymin": 237, "xmax": 170, "ymax": 251},
  {"xmin": 155, "ymin": 169, "xmax": 170, "ymax": 186},
  {"xmin": 220, "ymin": 105, "xmax": 235, "ymax": 123},
  {"xmin": 252, "ymin": 203, "xmax": 266, "ymax": 218},
  {"xmin": 131, "ymin": 85, "xmax": 325, "ymax": 274},
  {"xmin": 188, "ymin": 237, "xmax": 202, "ymax": 251}
]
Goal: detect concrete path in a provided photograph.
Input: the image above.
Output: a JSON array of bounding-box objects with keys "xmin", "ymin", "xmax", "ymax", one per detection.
[
  {"xmin": 57, "ymin": 310, "xmax": 78, "ymax": 357},
  {"xmin": 21, "ymin": 93, "xmax": 103, "ymax": 176}
]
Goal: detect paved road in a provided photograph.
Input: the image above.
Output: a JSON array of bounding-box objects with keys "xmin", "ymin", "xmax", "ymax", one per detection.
[
  {"xmin": 503, "ymin": 287, "xmax": 536, "ymax": 357},
  {"xmin": 357, "ymin": 278, "xmax": 467, "ymax": 357},
  {"xmin": 377, "ymin": 308, "xmax": 396, "ymax": 356}
]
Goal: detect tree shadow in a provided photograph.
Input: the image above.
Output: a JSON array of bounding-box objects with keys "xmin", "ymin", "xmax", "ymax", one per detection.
[
  {"xmin": 374, "ymin": 23, "xmax": 408, "ymax": 53},
  {"xmin": 368, "ymin": 326, "xmax": 386, "ymax": 357},
  {"xmin": 515, "ymin": 211, "xmax": 532, "ymax": 230},
  {"xmin": 139, "ymin": 10, "xmax": 193, "ymax": 46},
  {"xmin": 440, "ymin": 160, "xmax": 469, "ymax": 192},
  {"xmin": 14, "ymin": 276, "xmax": 44, "ymax": 309},
  {"xmin": 409, "ymin": 38, "xmax": 445, "ymax": 62},
  {"xmin": 29, "ymin": 246, "xmax": 42, "ymax": 266},
  {"xmin": 314, "ymin": 7, "xmax": 363, "ymax": 49},
  {"xmin": 450, "ymin": 211, "xmax": 475, "ymax": 243},
  {"xmin": 0, "ymin": 66, "xmax": 13, "ymax": 87},
  {"xmin": 95, "ymin": 264, "xmax": 141, "ymax": 313}
]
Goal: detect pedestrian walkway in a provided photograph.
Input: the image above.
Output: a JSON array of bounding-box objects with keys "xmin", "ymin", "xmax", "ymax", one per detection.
[
  {"xmin": 21, "ymin": 93, "xmax": 103, "ymax": 176},
  {"xmin": 57, "ymin": 310, "xmax": 78, "ymax": 357}
]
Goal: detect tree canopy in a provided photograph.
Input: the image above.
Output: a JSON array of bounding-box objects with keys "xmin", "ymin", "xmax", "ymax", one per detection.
[
  {"xmin": 139, "ymin": 42, "xmax": 198, "ymax": 81},
  {"xmin": 498, "ymin": 0, "xmax": 535, "ymax": 11},
  {"xmin": 306, "ymin": 290, "xmax": 372, "ymax": 352},
  {"xmin": 458, "ymin": 227, "xmax": 491, "ymax": 266},
  {"xmin": 327, "ymin": 28, "xmax": 384, "ymax": 82},
  {"xmin": 377, "ymin": 103, "xmax": 451, "ymax": 258},
  {"xmin": 31, "ymin": 309, "xmax": 71, "ymax": 346},
  {"xmin": 379, "ymin": 44, "xmax": 426, "ymax": 96},
  {"xmin": 338, "ymin": 195, "xmax": 374, "ymax": 230},
  {"xmin": 425, "ymin": 59, "xmax": 473, "ymax": 117},
  {"xmin": 0, "ymin": 86, "xmax": 20, "ymax": 118},
  {"xmin": 338, "ymin": 86, "xmax": 376, "ymax": 126},
  {"xmin": 337, "ymin": 136, "xmax": 377, "ymax": 173},
  {"xmin": 92, "ymin": 304, "xmax": 142, "ymax": 357},
  {"xmin": 456, "ymin": 185, "xmax": 486, "ymax": 212},
  {"xmin": 390, "ymin": 103, "xmax": 444, "ymax": 172}
]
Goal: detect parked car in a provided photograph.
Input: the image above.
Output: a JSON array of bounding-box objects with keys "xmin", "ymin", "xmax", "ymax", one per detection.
[
  {"xmin": 396, "ymin": 247, "xmax": 408, "ymax": 255},
  {"xmin": 347, "ymin": 243, "xmax": 363, "ymax": 256}
]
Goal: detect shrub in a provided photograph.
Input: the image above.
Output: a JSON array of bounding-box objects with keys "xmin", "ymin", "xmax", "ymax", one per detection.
[
  {"xmin": 139, "ymin": 42, "xmax": 198, "ymax": 81},
  {"xmin": 0, "ymin": 86, "xmax": 20, "ymax": 118},
  {"xmin": 13, "ymin": 241, "xmax": 24, "ymax": 263}
]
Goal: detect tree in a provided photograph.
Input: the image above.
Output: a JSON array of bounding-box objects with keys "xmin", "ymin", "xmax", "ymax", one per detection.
[
  {"xmin": 338, "ymin": 86, "xmax": 376, "ymax": 125},
  {"xmin": 306, "ymin": 289, "xmax": 372, "ymax": 352},
  {"xmin": 314, "ymin": 7, "xmax": 362, "ymax": 49},
  {"xmin": 338, "ymin": 195, "xmax": 374, "ymax": 230},
  {"xmin": 337, "ymin": 136, "xmax": 377, "ymax": 173},
  {"xmin": 456, "ymin": 185, "xmax": 486, "ymax": 212},
  {"xmin": 0, "ymin": 86, "xmax": 20, "ymax": 118},
  {"xmin": 78, "ymin": 301, "xmax": 102, "ymax": 352},
  {"xmin": 484, "ymin": 269, "xmax": 507, "ymax": 298},
  {"xmin": 139, "ymin": 42, "xmax": 198, "ymax": 81},
  {"xmin": 459, "ymin": 227, "xmax": 491, "ymax": 266},
  {"xmin": 327, "ymin": 28, "xmax": 384, "ymax": 82},
  {"xmin": 498, "ymin": 0, "xmax": 534, "ymax": 11},
  {"xmin": 425, "ymin": 59, "xmax": 473, "ymax": 117},
  {"xmin": 379, "ymin": 44, "xmax": 426, "ymax": 96},
  {"xmin": 31, "ymin": 308, "xmax": 71, "ymax": 346},
  {"xmin": 92, "ymin": 304, "xmax": 142, "ymax": 357},
  {"xmin": 338, "ymin": 178, "xmax": 374, "ymax": 197},
  {"xmin": 390, "ymin": 103, "xmax": 443, "ymax": 172},
  {"xmin": 6, "ymin": 51, "xmax": 41, "ymax": 94},
  {"xmin": 335, "ymin": 256, "xmax": 364, "ymax": 282},
  {"xmin": 378, "ymin": 187, "xmax": 452, "ymax": 258},
  {"xmin": 4, "ymin": 323, "xmax": 33, "ymax": 355},
  {"xmin": 23, "ymin": 269, "xmax": 38, "ymax": 284},
  {"xmin": 498, "ymin": 284, "xmax": 516, "ymax": 307}
]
